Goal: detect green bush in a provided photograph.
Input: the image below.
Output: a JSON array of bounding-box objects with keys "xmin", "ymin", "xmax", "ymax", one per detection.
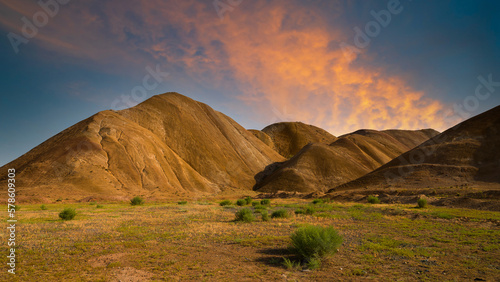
[
  {"xmin": 271, "ymin": 209, "xmax": 290, "ymax": 218},
  {"xmin": 305, "ymin": 207, "xmax": 316, "ymax": 215},
  {"xmin": 219, "ymin": 200, "xmax": 232, "ymax": 206},
  {"xmin": 96, "ymin": 204, "xmax": 104, "ymax": 209},
  {"xmin": 282, "ymin": 258, "xmax": 301, "ymax": 270},
  {"xmin": 295, "ymin": 209, "xmax": 305, "ymax": 215},
  {"xmin": 260, "ymin": 199, "xmax": 271, "ymax": 205},
  {"xmin": 244, "ymin": 196, "xmax": 253, "ymax": 205},
  {"xmin": 367, "ymin": 195, "xmax": 380, "ymax": 204},
  {"xmin": 178, "ymin": 201, "xmax": 188, "ymax": 205},
  {"xmin": 417, "ymin": 198, "xmax": 427, "ymax": 208},
  {"xmin": 252, "ymin": 201, "xmax": 260, "ymax": 206},
  {"xmin": 236, "ymin": 199, "xmax": 246, "ymax": 206},
  {"xmin": 59, "ymin": 208, "xmax": 76, "ymax": 220},
  {"xmin": 261, "ymin": 211, "xmax": 270, "ymax": 222},
  {"xmin": 130, "ymin": 196, "xmax": 144, "ymax": 206},
  {"xmin": 290, "ymin": 225, "xmax": 343, "ymax": 262},
  {"xmin": 235, "ymin": 208, "xmax": 255, "ymax": 223},
  {"xmin": 312, "ymin": 199, "xmax": 324, "ymax": 205},
  {"xmin": 40, "ymin": 205, "xmax": 48, "ymax": 210}
]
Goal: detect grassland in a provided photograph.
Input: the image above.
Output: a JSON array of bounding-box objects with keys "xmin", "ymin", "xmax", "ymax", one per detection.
[{"xmin": 1, "ymin": 199, "xmax": 499, "ymax": 281}]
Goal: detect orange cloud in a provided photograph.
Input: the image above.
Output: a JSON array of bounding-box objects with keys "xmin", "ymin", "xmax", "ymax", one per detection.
[{"xmin": 0, "ymin": 0, "xmax": 451, "ymax": 135}]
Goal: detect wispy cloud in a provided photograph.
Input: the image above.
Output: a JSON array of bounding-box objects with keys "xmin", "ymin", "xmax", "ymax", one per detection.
[{"xmin": 0, "ymin": 0, "xmax": 451, "ymax": 134}]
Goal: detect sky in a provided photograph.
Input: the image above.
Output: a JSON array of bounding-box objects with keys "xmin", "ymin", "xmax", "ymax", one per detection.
[{"xmin": 0, "ymin": 0, "xmax": 499, "ymax": 166}]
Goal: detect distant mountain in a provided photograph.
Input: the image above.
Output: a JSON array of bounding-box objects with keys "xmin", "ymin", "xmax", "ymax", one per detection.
[
  {"xmin": 0, "ymin": 93, "xmax": 284, "ymax": 202},
  {"xmin": 329, "ymin": 105, "xmax": 500, "ymax": 192},
  {"xmin": 260, "ymin": 122, "xmax": 338, "ymax": 158},
  {"xmin": 254, "ymin": 129, "xmax": 439, "ymax": 193}
]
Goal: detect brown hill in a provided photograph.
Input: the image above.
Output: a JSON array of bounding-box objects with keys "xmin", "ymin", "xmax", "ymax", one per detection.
[
  {"xmin": 248, "ymin": 129, "xmax": 275, "ymax": 150},
  {"xmin": 330, "ymin": 105, "xmax": 500, "ymax": 191},
  {"xmin": 262, "ymin": 122, "xmax": 338, "ymax": 157},
  {"xmin": 254, "ymin": 129, "xmax": 439, "ymax": 193},
  {"xmin": 0, "ymin": 93, "xmax": 284, "ymax": 202}
]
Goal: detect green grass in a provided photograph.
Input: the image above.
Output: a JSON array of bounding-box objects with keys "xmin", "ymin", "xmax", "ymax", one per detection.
[
  {"xmin": 312, "ymin": 199, "xmax": 324, "ymax": 205},
  {"xmin": 290, "ymin": 225, "xmax": 343, "ymax": 265},
  {"xmin": 219, "ymin": 200, "xmax": 232, "ymax": 206},
  {"xmin": 235, "ymin": 208, "xmax": 255, "ymax": 223},
  {"xmin": 271, "ymin": 209, "xmax": 290, "ymax": 218},
  {"xmin": 130, "ymin": 196, "xmax": 144, "ymax": 206},
  {"xmin": 59, "ymin": 208, "xmax": 76, "ymax": 220}
]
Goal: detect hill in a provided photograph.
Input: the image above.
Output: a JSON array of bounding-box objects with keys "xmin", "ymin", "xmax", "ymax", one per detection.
[
  {"xmin": 329, "ymin": 105, "xmax": 500, "ymax": 191},
  {"xmin": 254, "ymin": 129, "xmax": 439, "ymax": 193},
  {"xmin": 0, "ymin": 93, "xmax": 284, "ymax": 202}
]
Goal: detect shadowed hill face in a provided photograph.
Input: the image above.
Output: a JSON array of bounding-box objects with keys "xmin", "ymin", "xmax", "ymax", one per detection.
[
  {"xmin": 0, "ymin": 92, "xmax": 284, "ymax": 202},
  {"xmin": 254, "ymin": 129, "xmax": 439, "ymax": 193},
  {"xmin": 262, "ymin": 122, "xmax": 338, "ymax": 158},
  {"xmin": 248, "ymin": 129, "xmax": 275, "ymax": 150},
  {"xmin": 331, "ymin": 105, "xmax": 500, "ymax": 191}
]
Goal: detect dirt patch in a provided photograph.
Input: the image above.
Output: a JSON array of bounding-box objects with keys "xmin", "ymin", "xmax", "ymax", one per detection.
[
  {"xmin": 111, "ymin": 267, "xmax": 154, "ymax": 282},
  {"xmin": 89, "ymin": 253, "xmax": 127, "ymax": 268}
]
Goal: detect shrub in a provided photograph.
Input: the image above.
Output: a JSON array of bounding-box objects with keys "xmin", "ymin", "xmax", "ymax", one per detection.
[
  {"xmin": 305, "ymin": 207, "xmax": 316, "ymax": 215},
  {"xmin": 219, "ymin": 200, "xmax": 232, "ymax": 206},
  {"xmin": 261, "ymin": 199, "xmax": 271, "ymax": 205},
  {"xmin": 40, "ymin": 205, "xmax": 48, "ymax": 210},
  {"xmin": 312, "ymin": 199, "xmax": 324, "ymax": 205},
  {"xmin": 130, "ymin": 196, "xmax": 144, "ymax": 206},
  {"xmin": 236, "ymin": 199, "xmax": 246, "ymax": 206},
  {"xmin": 235, "ymin": 208, "xmax": 255, "ymax": 223},
  {"xmin": 59, "ymin": 208, "xmax": 76, "ymax": 220},
  {"xmin": 282, "ymin": 258, "xmax": 300, "ymax": 270},
  {"xmin": 295, "ymin": 209, "xmax": 305, "ymax": 215},
  {"xmin": 261, "ymin": 211, "xmax": 270, "ymax": 222},
  {"xmin": 244, "ymin": 196, "xmax": 253, "ymax": 205},
  {"xmin": 367, "ymin": 195, "xmax": 380, "ymax": 204},
  {"xmin": 178, "ymin": 201, "xmax": 188, "ymax": 205},
  {"xmin": 290, "ymin": 225, "xmax": 343, "ymax": 262},
  {"xmin": 417, "ymin": 198, "xmax": 427, "ymax": 208},
  {"xmin": 252, "ymin": 201, "xmax": 259, "ymax": 206},
  {"xmin": 96, "ymin": 204, "xmax": 104, "ymax": 209},
  {"xmin": 271, "ymin": 209, "xmax": 290, "ymax": 218}
]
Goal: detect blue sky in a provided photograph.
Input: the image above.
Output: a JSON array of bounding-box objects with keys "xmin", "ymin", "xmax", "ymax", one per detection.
[{"xmin": 1, "ymin": 0, "xmax": 499, "ymax": 166}]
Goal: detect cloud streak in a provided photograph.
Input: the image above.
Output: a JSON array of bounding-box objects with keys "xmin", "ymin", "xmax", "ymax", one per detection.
[{"xmin": 0, "ymin": 0, "xmax": 451, "ymax": 135}]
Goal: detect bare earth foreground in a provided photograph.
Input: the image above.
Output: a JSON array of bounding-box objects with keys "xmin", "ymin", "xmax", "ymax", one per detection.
[{"xmin": 1, "ymin": 196, "xmax": 499, "ymax": 281}]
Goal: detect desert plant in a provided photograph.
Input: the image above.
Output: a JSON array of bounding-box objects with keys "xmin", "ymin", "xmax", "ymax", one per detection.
[
  {"xmin": 271, "ymin": 209, "xmax": 290, "ymax": 218},
  {"xmin": 290, "ymin": 225, "xmax": 343, "ymax": 262},
  {"xmin": 260, "ymin": 199, "xmax": 271, "ymax": 205},
  {"xmin": 307, "ymin": 257, "xmax": 321, "ymax": 270},
  {"xmin": 59, "ymin": 208, "xmax": 76, "ymax": 220},
  {"xmin": 312, "ymin": 199, "xmax": 324, "ymax": 205},
  {"xmin": 219, "ymin": 200, "xmax": 232, "ymax": 206},
  {"xmin": 367, "ymin": 195, "xmax": 380, "ymax": 204},
  {"xmin": 235, "ymin": 208, "xmax": 255, "ymax": 223},
  {"xmin": 96, "ymin": 204, "xmax": 104, "ymax": 209},
  {"xmin": 244, "ymin": 196, "xmax": 253, "ymax": 205},
  {"xmin": 252, "ymin": 201, "xmax": 260, "ymax": 206},
  {"xmin": 261, "ymin": 211, "xmax": 270, "ymax": 222},
  {"xmin": 40, "ymin": 204, "xmax": 48, "ymax": 210},
  {"xmin": 417, "ymin": 198, "xmax": 427, "ymax": 208},
  {"xmin": 178, "ymin": 201, "xmax": 188, "ymax": 205},
  {"xmin": 282, "ymin": 258, "xmax": 301, "ymax": 270},
  {"xmin": 236, "ymin": 199, "xmax": 246, "ymax": 206},
  {"xmin": 130, "ymin": 196, "xmax": 144, "ymax": 206}
]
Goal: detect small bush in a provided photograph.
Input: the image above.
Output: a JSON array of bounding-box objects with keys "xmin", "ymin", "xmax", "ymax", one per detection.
[
  {"xmin": 252, "ymin": 201, "xmax": 259, "ymax": 206},
  {"xmin": 307, "ymin": 257, "xmax": 321, "ymax": 270},
  {"xmin": 178, "ymin": 201, "xmax": 188, "ymax": 205},
  {"xmin": 235, "ymin": 208, "xmax": 255, "ymax": 223},
  {"xmin": 271, "ymin": 209, "xmax": 290, "ymax": 218},
  {"xmin": 40, "ymin": 205, "xmax": 48, "ymax": 210},
  {"xmin": 130, "ymin": 196, "xmax": 144, "ymax": 206},
  {"xmin": 305, "ymin": 207, "xmax": 316, "ymax": 215},
  {"xmin": 261, "ymin": 211, "xmax": 270, "ymax": 222},
  {"xmin": 236, "ymin": 199, "xmax": 246, "ymax": 206},
  {"xmin": 261, "ymin": 199, "xmax": 271, "ymax": 205},
  {"xmin": 282, "ymin": 258, "xmax": 301, "ymax": 270},
  {"xmin": 59, "ymin": 208, "xmax": 76, "ymax": 220},
  {"xmin": 89, "ymin": 202, "xmax": 96, "ymax": 205},
  {"xmin": 244, "ymin": 196, "xmax": 253, "ymax": 205},
  {"xmin": 295, "ymin": 209, "xmax": 305, "ymax": 215},
  {"xmin": 367, "ymin": 195, "xmax": 380, "ymax": 204},
  {"xmin": 96, "ymin": 204, "xmax": 104, "ymax": 209},
  {"xmin": 219, "ymin": 200, "xmax": 232, "ymax": 206},
  {"xmin": 417, "ymin": 198, "xmax": 427, "ymax": 208},
  {"xmin": 312, "ymin": 199, "xmax": 324, "ymax": 205},
  {"xmin": 290, "ymin": 225, "xmax": 343, "ymax": 262}
]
